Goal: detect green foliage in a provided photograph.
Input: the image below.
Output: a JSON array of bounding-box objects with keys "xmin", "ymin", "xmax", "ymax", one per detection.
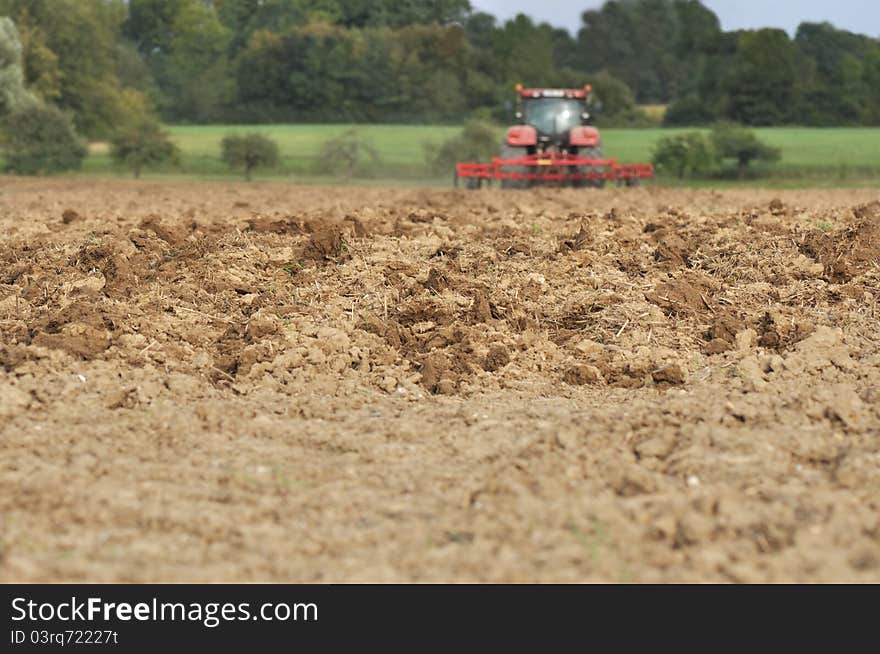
[
  {"xmin": 795, "ymin": 22, "xmax": 876, "ymax": 78},
  {"xmin": 124, "ymin": 0, "xmax": 187, "ymax": 55},
  {"xmin": 153, "ymin": 0, "xmax": 233, "ymax": 122},
  {"xmin": 492, "ymin": 14, "xmax": 559, "ymax": 86},
  {"xmin": 233, "ymin": 21, "xmax": 481, "ymax": 123},
  {"xmin": 576, "ymin": 0, "xmax": 722, "ymax": 104},
  {"xmin": 221, "ymin": 132, "xmax": 279, "ymax": 180},
  {"xmin": 3, "ymin": 103, "xmax": 87, "ymax": 175},
  {"xmin": 588, "ymin": 70, "xmax": 658, "ymax": 127},
  {"xmin": 723, "ymin": 29, "xmax": 799, "ymax": 126},
  {"xmin": 315, "ymin": 128, "xmax": 380, "ymax": 179},
  {"xmin": 863, "ymin": 49, "xmax": 880, "ymax": 125},
  {"xmin": 710, "ymin": 123, "xmax": 781, "ymax": 178},
  {"xmin": 0, "ymin": 0, "xmax": 144, "ymax": 138},
  {"xmin": 0, "ymin": 17, "xmax": 37, "ymax": 115},
  {"xmin": 601, "ymin": 107, "xmax": 655, "ymax": 128},
  {"xmin": 424, "ymin": 119, "xmax": 498, "ymax": 175},
  {"xmin": 125, "ymin": 0, "xmax": 233, "ymax": 121},
  {"xmin": 11, "ymin": 7, "xmax": 62, "ymax": 102},
  {"xmin": 663, "ymin": 93, "xmax": 718, "ymax": 126},
  {"xmin": 110, "ymin": 120, "xmax": 178, "ymax": 178},
  {"xmin": 652, "ymin": 132, "xmax": 716, "ymax": 179},
  {"xmin": 114, "ymin": 40, "xmax": 161, "ymax": 104},
  {"xmin": 672, "ymin": 19, "xmax": 880, "ymax": 127},
  {"xmin": 588, "ymin": 70, "xmax": 639, "ymax": 124},
  {"xmin": 4, "ymin": 0, "xmax": 880, "ymax": 141}
]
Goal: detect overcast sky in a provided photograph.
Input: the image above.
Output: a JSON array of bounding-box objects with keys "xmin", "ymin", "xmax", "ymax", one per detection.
[{"xmin": 470, "ymin": 0, "xmax": 880, "ymax": 37}]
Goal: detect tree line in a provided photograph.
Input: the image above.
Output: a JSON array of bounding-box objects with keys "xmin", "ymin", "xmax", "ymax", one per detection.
[{"xmin": 2, "ymin": 0, "xmax": 880, "ymax": 145}]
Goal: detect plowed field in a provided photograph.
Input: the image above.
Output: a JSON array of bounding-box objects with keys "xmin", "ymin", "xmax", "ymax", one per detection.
[{"xmin": 1, "ymin": 179, "xmax": 878, "ymax": 582}]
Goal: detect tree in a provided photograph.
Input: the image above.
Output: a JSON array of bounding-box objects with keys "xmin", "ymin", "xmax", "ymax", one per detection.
[
  {"xmin": 795, "ymin": 22, "xmax": 875, "ymax": 79},
  {"xmin": 492, "ymin": 15, "xmax": 556, "ymax": 87},
  {"xmin": 125, "ymin": 0, "xmax": 233, "ymax": 122},
  {"xmin": 124, "ymin": 0, "xmax": 187, "ymax": 56},
  {"xmin": 110, "ymin": 120, "xmax": 178, "ymax": 178},
  {"xmin": 666, "ymin": 29, "xmax": 738, "ymax": 126},
  {"xmin": 8, "ymin": 10, "xmax": 60, "ymax": 102},
  {"xmin": 0, "ymin": 17, "xmax": 38, "ymax": 115},
  {"xmin": 3, "ymin": 103, "xmax": 87, "ymax": 175},
  {"xmin": 6, "ymin": 0, "xmax": 880, "ymax": 135},
  {"xmin": 710, "ymin": 123, "xmax": 780, "ymax": 179},
  {"xmin": 315, "ymin": 129, "xmax": 379, "ymax": 179},
  {"xmin": 576, "ymin": 0, "xmax": 721, "ymax": 104},
  {"xmin": 673, "ymin": 0, "xmax": 723, "ymax": 56},
  {"xmin": 793, "ymin": 22, "xmax": 876, "ymax": 125},
  {"xmin": 1, "ymin": 17, "xmax": 86, "ymax": 177},
  {"xmin": 723, "ymin": 29, "xmax": 798, "ymax": 125},
  {"xmin": 157, "ymin": 0, "xmax": 233, "ymax": 121},
  {"xmin": 589, "ymin": 70, "xmax": 634, "ymax": 116},
  {"xmin": 1, "ymin": 0, "xmax": 142, "ymax": 138},
  {"xmin": 652, "ymin": 132, "xmax": 716, "ymax": 179},
  {"xmin": 215, "ymin": 0, "xmax": 304, "ymax": 52},
  {"xmin": 863, "ymin": 48, "xmax": 880, "ymax": 125},
  {"xmin": 464, "ymin": 11, "xmax": 496, "ymax": 51},
  {"xmin": 424, "ymin": 119, "xmax": 497, "ymax": 175},
  {"xmin": 221, "ymin": 133, "xmax": 279, "ymax": 180},
  {"xmin": 235, "ymin": 23, "xmax": 362, "ymax": 122}
]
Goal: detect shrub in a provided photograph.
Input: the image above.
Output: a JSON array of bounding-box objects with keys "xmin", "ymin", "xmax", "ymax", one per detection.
[
  {"xmin": 652, "ymin": 132, "xmax": 717, "ymax": 179},
  {"xmin": 3, "ymin": 103, "xmax": 87, "ymax": 175},
  {"xmin": 221, "ymin": 133, "xmax": 280, "ymax": 180},
  {"xmin": 110, "ymin": 121, "xmax": 178, "ymax": 178},
  {"xmin": 424, "ymin": 119, "xmax": 498, "ymax": 176},
  {"xmin": 315, "ymin": 129, "xmax": 380, "ymax": 179},
  {"xmin": 710, "ymin": 123, "xmax": 781, "ymax": 179}
]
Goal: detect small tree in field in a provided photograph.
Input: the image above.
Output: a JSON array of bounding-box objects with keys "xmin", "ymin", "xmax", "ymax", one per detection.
[
  {"xmin": 110, "ymin": 121, "xmax": 178, "ymax": 178},
  {"xmin": 710, "ymin": 123, "xmax": 781, "ymax": 179},
  {"xmin": 4, "ymin": 103, "xmax": 87, "ymax": 175},
  {"xmin": 424, "ymin": 119, "xmax": 497, "ymax": 175},
  {"xmin": 652, "ymin": 132, "xmax": 716, "ymax": 179},
  {"xmin": 316, "ymin": 129, "xmax": 380, "ymax": 179},
  {"xmin": 221, "ymin": 133, "xmax": 280, "ymax": 180}
]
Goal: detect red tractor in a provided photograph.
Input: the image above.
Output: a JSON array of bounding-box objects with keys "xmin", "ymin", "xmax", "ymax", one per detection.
[{"xmin": 456, "ymin": 85, "xmax": 653, "ymax": 189}]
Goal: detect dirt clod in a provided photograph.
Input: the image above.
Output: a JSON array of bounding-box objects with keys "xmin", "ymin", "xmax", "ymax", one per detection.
[
  {"xmin": 61, "ymin": 209, "xmax": 82, "ymax": 224},
  {"xmin": 304, "ymin": 222, "xmax": 349, "ymax": 262},
  {"xmin": 651, "ymin": 363, "xmax": 688, "ymax": 385},
  {"xmin": 483, "ymin": 344, "xmax": 510, "ymax": 372},
  {"xmin": 564, "ymin": 363, "xmax": 603, "ymax": 385}
]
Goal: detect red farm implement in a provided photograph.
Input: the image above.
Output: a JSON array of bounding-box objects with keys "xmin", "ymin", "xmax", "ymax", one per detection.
[
  {"xmin": 456, "ymin": 84, "xmax": 654, "ymax": 189},
  {"xmin": 455, "ymin": 152, "xmax": 653, "ymax": 189}
]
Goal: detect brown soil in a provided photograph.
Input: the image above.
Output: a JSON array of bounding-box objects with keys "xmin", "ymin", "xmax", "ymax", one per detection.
[{"xmin": 1, "ymin": 179, "xmax": 878, "ymax": 582}]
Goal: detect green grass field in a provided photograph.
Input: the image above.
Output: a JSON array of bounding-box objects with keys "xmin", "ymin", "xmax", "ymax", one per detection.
[{"xmin": 82, "ymin": 124, "xmax": 880, "ymax": 187}]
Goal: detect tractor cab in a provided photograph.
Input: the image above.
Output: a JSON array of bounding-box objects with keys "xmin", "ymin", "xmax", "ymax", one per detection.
[
  {"xmin": 502, "ymin": 86, "xmax": 603, "ymax": 160},
  {"xmin": 515, "ymin": 86, "xmax": 596, "ymax": 148}
]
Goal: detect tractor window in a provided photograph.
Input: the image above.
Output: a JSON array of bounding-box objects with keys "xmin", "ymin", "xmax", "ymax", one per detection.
[{"xmin": 523, "ymin": 98, "xmax": 583, "ymax": 137}]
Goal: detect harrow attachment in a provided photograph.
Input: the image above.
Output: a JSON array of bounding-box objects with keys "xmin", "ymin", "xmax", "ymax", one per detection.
[{"xmin": 455, "ymin": 152, "xmax": 654, "ymax": 189}]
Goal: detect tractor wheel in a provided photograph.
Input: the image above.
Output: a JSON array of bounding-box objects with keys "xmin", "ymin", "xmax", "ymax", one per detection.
[
  {"xmin": 499, "ymin": 143, "xmax": 528, "ymax": 190},
  {"xmin": 455, "ymin": 168, "xmax": 481, "ymax": 190},
  {"xmin": 581, "ymin": 145, "xmax": 606, "ymax": 189}
]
